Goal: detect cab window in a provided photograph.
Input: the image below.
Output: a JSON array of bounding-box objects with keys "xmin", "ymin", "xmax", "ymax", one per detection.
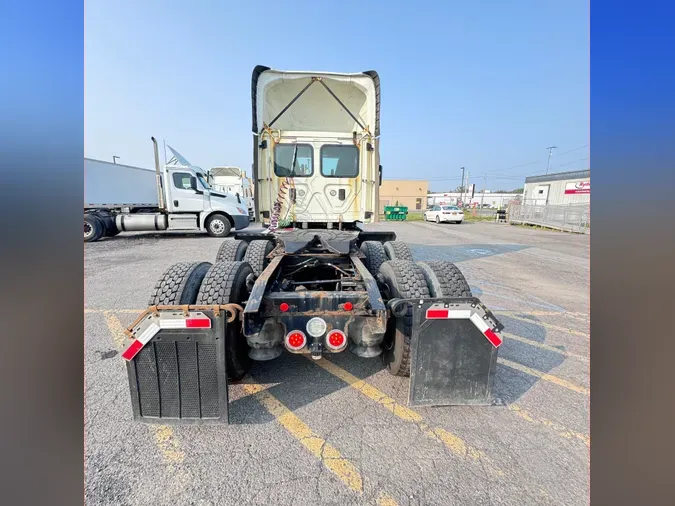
[
  {"xmin": 172, "ymin": 172, "xmax": 193, "ymax": 190},
  {"xmin": 274, "ymin": 144, "xmax": 313, "ymax": 177},
  {"xmin": 320, "ymin": 145, "xmax": 359, "ymax": 178}
]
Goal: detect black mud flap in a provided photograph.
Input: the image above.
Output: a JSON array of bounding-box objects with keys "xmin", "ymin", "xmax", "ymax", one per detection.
[
  {"xmin": 394, "ymin": 297, "xmax": 504, "ymax": 407},
  {"xmin": 122, "ymin": 306, "xmax": 230, "ymax": 424}
]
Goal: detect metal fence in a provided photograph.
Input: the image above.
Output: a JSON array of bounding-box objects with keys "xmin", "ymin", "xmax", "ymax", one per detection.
[{"xmin": 508, "ymin": 203, "xmax": 590, "ymax": 234}]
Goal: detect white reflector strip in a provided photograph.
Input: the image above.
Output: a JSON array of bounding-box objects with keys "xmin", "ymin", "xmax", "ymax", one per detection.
[
  {"xmin": 159, "ymin": 320, "xmax": 187, "ymax": 329},
  {"xmin": 470, "ymin": 313, "xmax": 490, "ymax": 333},
  {"xmin": 425, "ymin": 308, "xmax": 471, "ymax": 319},
  {"xmin": 137, "ymin": 322, "xmax": 161, "ymax": 344},
  {"xmin": 158, "ymin": 316, "xmax": 211, "ymax": 329}
]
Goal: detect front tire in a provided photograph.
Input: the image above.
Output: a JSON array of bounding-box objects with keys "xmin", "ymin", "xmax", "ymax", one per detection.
[
  {"xmin": 206, "ymin": 214, "xmax": 232, "ymax": 237},
  {"xmin": 196, "ymin": 261, "xmax": 253, "ymax": 381},
  {"xmin": 435, "ymin": 215, "xmax": 440, "ymax": 224},
  {"xmin": 379, "ymin": 260, "xmax": 431, "ymax": 377},
  {"xmin": 84, "ymin": 214, "xmax": 104, "ymax": 242}
]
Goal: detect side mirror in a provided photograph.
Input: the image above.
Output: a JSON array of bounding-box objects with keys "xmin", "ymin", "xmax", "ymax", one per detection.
[
  {"xmin": 378, "ymin": 165, "xmax": 383, "ymax": 186},
  {"xmin": 190, "ymin": 176, "xmax": 198, "ymax": 191}
]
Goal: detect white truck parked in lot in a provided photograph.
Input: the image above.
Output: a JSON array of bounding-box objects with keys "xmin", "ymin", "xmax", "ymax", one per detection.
[
  {"xmin": 208, "ymin": 166, "xmax": 255, "ymax": 220},
  {"xmin": 84, "ymin": 140, "xmax": 250, "ymax": 242}
]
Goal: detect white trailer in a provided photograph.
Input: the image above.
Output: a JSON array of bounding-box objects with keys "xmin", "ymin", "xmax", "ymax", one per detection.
[{"xmin": 84, "ymin": 139, "xmax": 250, "ymax": 242}]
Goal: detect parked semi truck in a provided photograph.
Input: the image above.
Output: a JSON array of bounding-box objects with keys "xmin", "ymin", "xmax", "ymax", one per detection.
[
  {"xmin": 208, "ymin": 166, "xmax": 255, "ymax": 220},
  {"xmin": 121, "ymin": 66, "xmax": 504, "ymax": 423},
  {"xmin": 84, "ymin": 146, "xmax": 250, "ymax": 242}
]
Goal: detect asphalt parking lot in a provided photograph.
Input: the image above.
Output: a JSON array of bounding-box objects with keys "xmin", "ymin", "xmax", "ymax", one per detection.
[{"xmin": 85, "ymin": 221, "xmax": 590, "ymax": 505}]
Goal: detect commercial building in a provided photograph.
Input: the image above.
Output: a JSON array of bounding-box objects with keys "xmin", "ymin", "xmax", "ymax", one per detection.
[
  {"xmin": 427, "ymin": 191, "xmax": 519, "ymax": 209},
  {"xmin": 379, "ymin": 180, "xmax": 429, "ymax": 212},
  {"xmin": 523, "ymin": 169, "xmax": 590, "ymax": 206}
]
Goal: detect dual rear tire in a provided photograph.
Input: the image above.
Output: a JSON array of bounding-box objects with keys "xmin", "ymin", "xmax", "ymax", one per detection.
[{"xmin": 149, "ymin": 260, "xmax": 253, "ymax": 381}]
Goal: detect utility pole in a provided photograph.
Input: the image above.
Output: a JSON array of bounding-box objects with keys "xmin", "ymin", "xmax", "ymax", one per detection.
[
  {"xmin": 546, "ymin": 146, "xmax": 557, "ymax": 174},
  {"xmin": 481, "ymin": 175, "xmax": 487, "ymax": 209},
  {"xmin": 112, "ymin": 156, "xmax": 120, "ymax": 164},
  {"xmin": 460, "ymin": 167, "xmax": 465, "ymax": 206},
  {"xmin": 466, "ymin": 170, "xmax": 470, "ymax": 208}
]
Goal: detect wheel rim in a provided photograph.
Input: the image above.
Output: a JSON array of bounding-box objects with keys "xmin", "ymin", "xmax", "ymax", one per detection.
[
  {"xmin": 210, "ymin": 219, "xmax": 225, "ymax": 234},
  {"xmin": 84, "ymin": 221, "xmax": 93, "ymax": 238}
]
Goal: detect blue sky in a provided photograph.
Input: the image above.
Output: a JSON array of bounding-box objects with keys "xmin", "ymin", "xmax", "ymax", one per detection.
[{"xmin": 85, "ymin": 0, "xmax": 588, "ymax": 191}]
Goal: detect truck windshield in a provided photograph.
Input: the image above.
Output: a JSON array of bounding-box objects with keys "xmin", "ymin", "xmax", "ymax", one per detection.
[
  {"xmin": 196, "ymin": 173, "xmax": 211, "ymax": 190},
  {"xmin": 321, "ymin": 145, "xmax": 359, "ymax": 178}
]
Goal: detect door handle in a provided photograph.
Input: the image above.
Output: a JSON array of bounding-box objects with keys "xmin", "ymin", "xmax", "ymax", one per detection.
[{"xmin": 174, "ymin": 200, "xmax": 179, "ymax": 207}]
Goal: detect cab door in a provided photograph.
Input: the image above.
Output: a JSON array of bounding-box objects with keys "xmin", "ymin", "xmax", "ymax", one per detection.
[{"xmin": 167, "ymin": 169, "xmax": 206, "ymax": 212}]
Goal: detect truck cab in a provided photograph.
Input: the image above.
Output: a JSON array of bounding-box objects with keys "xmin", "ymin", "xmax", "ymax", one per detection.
[
  {"xmin": 252, "ymin": 67, "xmax": 381, "ymax": 228},
  {"xmin": 208, "ymin": 166, "xmax": 255, "ymax": 220},
  {"xmin": 162, "ymin": 163, "xmax": 250, "ymax": 232}
]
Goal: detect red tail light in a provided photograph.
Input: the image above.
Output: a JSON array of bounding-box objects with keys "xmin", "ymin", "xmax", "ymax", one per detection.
[
  {"xmin": 279, "ymin": 302, "xmax": 290, "ymax": 312},
  {"xmin": 325, "ymin": 330, "xmax": 347, "ymax": 351},
  {"xmin": 343, "ymin": 302, "xmax": 353, "ymax": 311},
  {"xmin": 285, "ymin": 330, "xmax": 307, "ymax": 351}
]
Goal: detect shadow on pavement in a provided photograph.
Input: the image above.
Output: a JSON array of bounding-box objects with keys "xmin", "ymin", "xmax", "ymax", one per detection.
[
  {"xmin": 227, "ymin": 315, "xmax": 568, "ymax": 423},
  {"xmin": 408, "ymin": 243, "xmax": 529, "ymax": 263}
]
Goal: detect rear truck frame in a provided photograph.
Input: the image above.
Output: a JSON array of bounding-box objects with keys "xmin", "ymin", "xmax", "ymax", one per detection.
[
  {"xmin": 119, "ymin": 66, "xmax": 504, "ymax": 424},
  {"xmin": 121, "ymin": 230, "xmax": 504, "ymax": 424}
]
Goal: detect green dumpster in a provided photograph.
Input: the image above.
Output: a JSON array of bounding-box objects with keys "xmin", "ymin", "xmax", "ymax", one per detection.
[{"xmin": 383, "ymin": 206, "xmax": 408, "ymax": 221}]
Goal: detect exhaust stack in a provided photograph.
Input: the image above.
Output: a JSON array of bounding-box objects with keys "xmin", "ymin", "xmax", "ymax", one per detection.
[{"xmin": 151, "ymin": 137, "xmax": 165, "ymax": 211}]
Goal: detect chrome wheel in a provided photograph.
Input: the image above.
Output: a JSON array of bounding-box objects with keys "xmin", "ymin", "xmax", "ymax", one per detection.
[
  {"xmin": 210, "ymin": 219, "xmax": 225, "ymax": 234},
  {"xmin": 84, "ymin": 221, "xmax": 93, "ymax": 239}
]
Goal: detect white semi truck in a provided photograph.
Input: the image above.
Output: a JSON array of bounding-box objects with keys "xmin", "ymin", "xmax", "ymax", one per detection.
[
  {"xmin": 120, "ymin": 67, "xmax": 505, "ymax": 424},
  {"xmin": 84, "ymin": 141, "xmax": 250, "ymax": 242},
  {"xmin": 208, "ymin": 166, "xmax": 255, "ymax": 220}
]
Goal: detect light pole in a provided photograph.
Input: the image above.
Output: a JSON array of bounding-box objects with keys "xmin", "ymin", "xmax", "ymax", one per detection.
[
  {"xmin": 112, "ymin": 156, "xmax": 120, "ymax": 164},
  {"xmin": 546, "ymin": 146, "xmax": 557, "ymax": 174},
  {"xmin": 460, "ymin": 167, "xmax": 465, "ymax": 206}
]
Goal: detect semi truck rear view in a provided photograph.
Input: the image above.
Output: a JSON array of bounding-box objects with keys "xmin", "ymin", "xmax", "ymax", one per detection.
[
  {"xmin": 84, "ymin": 144, "xmax": 250, "ymax": 242},
  {"xmin": 119, "ymin": 66, "xmax": 505, "ymax": 424}
]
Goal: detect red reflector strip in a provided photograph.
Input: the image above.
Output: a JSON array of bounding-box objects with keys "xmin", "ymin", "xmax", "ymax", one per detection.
[
  {"xmin": 484, "ymin": 328, "xmax": 503, "ymax": 348},
  {"xmin": 426, "ymin": 309, "xmax": 449, "ymax": 319},
  {"xmin": 121, "ymin": 340, "xmax": 143, "ymax": 361},
  {"xmin": 186, "ymin": 318, "xmax": 211, "ymax": 328}
]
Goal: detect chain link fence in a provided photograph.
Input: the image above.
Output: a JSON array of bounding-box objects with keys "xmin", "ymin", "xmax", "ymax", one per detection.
[{"xmin": 508, "ymin": 203, "xmax": 590, "ymax": 234}]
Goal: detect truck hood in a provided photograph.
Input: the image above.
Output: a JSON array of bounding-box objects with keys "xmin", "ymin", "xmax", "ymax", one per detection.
[{"xmin": 251, "ymin": 66, "xmax": 380, "ymax": 136}]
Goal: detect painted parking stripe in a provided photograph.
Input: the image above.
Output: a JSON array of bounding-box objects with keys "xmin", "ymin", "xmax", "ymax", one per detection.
[
  {"xmin": 505, "ymin": 314, "xmax": 589, "ymax": 338},
  {"xmin": 498, "ymin": 358, "xmax": 589, "ymax": 395},
  {"xmin": 308, "ymin": 357, "xmax": 505, "ymax": 477},
  {"xmin": 502, "ymin": 332, "xmax": 589, "ymax": 362}
]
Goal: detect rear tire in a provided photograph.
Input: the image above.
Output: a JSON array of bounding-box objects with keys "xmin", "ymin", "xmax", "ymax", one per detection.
[
  {"xmin": 417, "ymin": 260, "xmax": 472, "ymax": 298},
  {"xmin": 243, "ymin": 240, "xmax": 274, "ymax": 276},
  {"xmin": 383, "ymin": 241, "xmax": 413, "ymax": 261},
  {"xmin": 84, "ymin": 214, "xmax": 104, "ymax": 242},
  {"xmin": 148, "ymin": 261, "xmax": 213, "ymax": 306},
  {"xmin": 216, "ymin": 239, "xmax": 248, "ymax": 262},
  {"xmin": 196, "ymin": 262, "xmax": 253, "ymax": 381},
  {"xmin": 360, "ymin": 241, "xmax": 387, "ymax": 275},
  {"xmin": 435, "ymin": 215, "xmax": 440, "ymax": 224},
  {"xmin": 379, "ymin": 260, "xmax": 431, "ymax": 377},
  {"xmin": 206, "ymin": 214, "xmax": 232, "ymax": 237}
]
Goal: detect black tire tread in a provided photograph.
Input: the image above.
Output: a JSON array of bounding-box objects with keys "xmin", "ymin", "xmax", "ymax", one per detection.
[
  {"xmin": 243, "ymin": 240, "xmax": 273, "ymax": 276},
  {"xmin": 384, "ymin": 241, "xmax": 413, "ymax": 261},
  {"xmin": 216, "ymin": 239, "xmax": 248, "ymax": 263},
  {"xmin": 196, "ymin": 261, "xmax": 253, "ymax": 380},
  {"xmin": 84, "ymin": 214, "xmax": 104, "ymax": 242},
  {"xmin": 360, "ymin": 241, "xmax": 387, "ymax": 274},
  {"xmin": 419, "ymin": 260, "xmax": 472, "ymax": 298},
  {"xmin": 379, "ymin": 260, "xmax": 430, "ymax": 377},
  {"xmin": 148, "ymin": 261, "xmax": 212, "ymax": 306}
]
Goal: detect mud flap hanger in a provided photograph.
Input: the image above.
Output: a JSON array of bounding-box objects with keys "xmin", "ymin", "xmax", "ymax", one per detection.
[{"xmin": 266, "ymin": 76, "xmax": 369, "ymax": 134}]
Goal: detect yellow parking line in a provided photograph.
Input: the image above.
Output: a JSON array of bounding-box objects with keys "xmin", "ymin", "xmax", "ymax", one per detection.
[
  {"xmin": 243, "ymin": 383, "xmax": 365, "ymax": 494},
  {"xmin": 503, "ymin": 332, "xmax": 589, "ymax": 362},
  {"xmin": 149, "ymin": 425, "xmax": 186, "ymax": 465},
  {"xmin": 376, "ymin": 491, "xmax": 400, "ymax": 506},
  {"xmin": 102, "ymin": 311, "xmax": 128, "ymax": 349},
  {"xmin": 308, "ymin": 357, "xmax": 504, "ymax": 477},
  {"xmin": 498, "ymin": 358, "xmax": 589, "ymax": 395},
  {"xmin": 497, "ymin": 310, "xmax": 589, "ymax": 322},
  {"xmin": 507, "ymin": 404, "xmax": 590, "ymax": 447},
  {"xmin": 505, "ymin": 314, "xmax": 589, "ymax": 338}
]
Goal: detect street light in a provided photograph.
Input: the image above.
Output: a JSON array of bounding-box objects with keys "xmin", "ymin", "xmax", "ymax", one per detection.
[{"xmin": 545, "ymin": 146, "xmax": 557, "ymax": 174}]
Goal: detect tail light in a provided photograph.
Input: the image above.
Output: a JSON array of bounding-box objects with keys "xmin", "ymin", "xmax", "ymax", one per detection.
[
  {"xmin": 285, "ymin": 330, "xmax": 307, "ymax": 352},
  {"xmin": 325, "ymin": 330, "xmax": 347, "ymax": 351}
]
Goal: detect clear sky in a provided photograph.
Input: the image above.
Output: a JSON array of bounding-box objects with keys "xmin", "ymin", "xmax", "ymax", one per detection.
[{"xmin": 85, "ymin": 0, "xmax": 588, "ymax": 192}]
